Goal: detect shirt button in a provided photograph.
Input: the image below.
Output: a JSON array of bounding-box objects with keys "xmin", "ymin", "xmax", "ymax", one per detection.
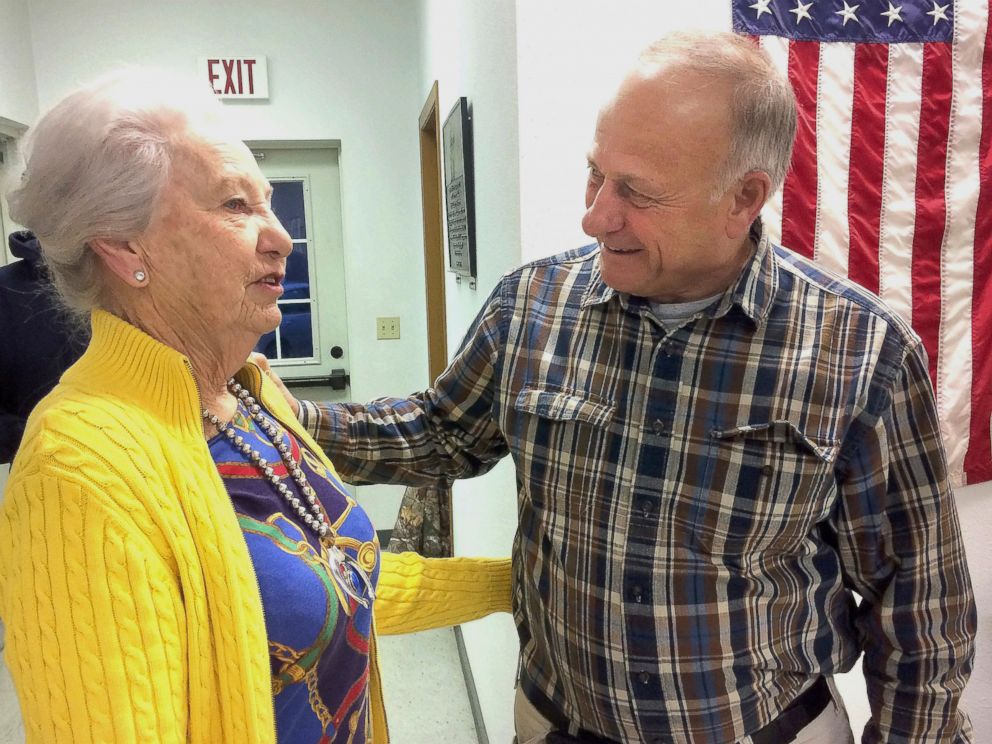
[
  {"xmin": 761, "ymin": 464, "xmax": 774, "ymax": 477},
  {"xmin": 652, "ymin": 419, "xmax": 667, "ymax": 435},
  {"xmin": 639, "ymin": 499, "xmax": 656, "ymax": 518},
  {"xmin": 631, "ymin": 585, "xmax": 644, "ymax": 603},
  {"xmin": 638, "ymin": 671, "xmax": 651, "ymax": 685}
]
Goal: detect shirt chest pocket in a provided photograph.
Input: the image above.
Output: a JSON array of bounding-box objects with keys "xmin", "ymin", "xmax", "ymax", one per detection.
[
  {"xmin": 512, "ymin": 388, "xmax": 615, "ymax": 508},
  {"xmin": 687, "ymin": 420, "xmax": 839, "ymax": 557}
]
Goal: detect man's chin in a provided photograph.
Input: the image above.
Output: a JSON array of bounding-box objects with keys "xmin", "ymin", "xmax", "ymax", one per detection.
[{"xmin": 600, "ymin": 269, "xmax": 646, "ymax": 297}]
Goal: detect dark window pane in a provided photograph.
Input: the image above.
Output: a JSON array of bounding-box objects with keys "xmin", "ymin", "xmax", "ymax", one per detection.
[
  {"xmin": 285, "ymin": 244, "xmax": 310, "ymax": 298},
  {"xmin": 255, "ymin": 330, "xmax": 278, "ymax": 359},
  {"xmin": 271, "ymin": 181, "xmax": 307, "ymax": 239},
  {"xmin": 279, "ymin": 305, "xmax": 314, "ymax": 359}
]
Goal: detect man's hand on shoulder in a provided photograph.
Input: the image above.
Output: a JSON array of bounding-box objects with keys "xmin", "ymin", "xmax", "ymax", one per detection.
[{"xmin": 249, "ymin": 352, "xmax": 301, "ymax": 418}]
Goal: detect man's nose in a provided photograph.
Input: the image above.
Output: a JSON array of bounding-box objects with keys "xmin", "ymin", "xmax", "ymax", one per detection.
[{"xmin": 581, "ymin": 183, "xmax": 624, "ymax": 238}]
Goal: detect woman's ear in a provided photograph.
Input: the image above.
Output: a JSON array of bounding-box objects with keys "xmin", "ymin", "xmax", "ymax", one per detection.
[
  {"xmin": 90, "ymin": 238, "xmax": 147, "ymax": 286},
  {"xmin": 724, "ymin": 171, "xmax": 771, "ymax": 241}
]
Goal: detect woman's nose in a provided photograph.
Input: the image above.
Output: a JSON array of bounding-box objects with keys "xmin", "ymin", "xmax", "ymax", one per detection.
[{"xmin": 261, "ymin": 213, "xmax": 293, "ymax": 257}]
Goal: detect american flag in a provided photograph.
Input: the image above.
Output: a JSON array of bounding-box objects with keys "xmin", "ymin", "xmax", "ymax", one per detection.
[{"xmin": 733, "ymin": 0, "xmax": 992, "ymax": 486}]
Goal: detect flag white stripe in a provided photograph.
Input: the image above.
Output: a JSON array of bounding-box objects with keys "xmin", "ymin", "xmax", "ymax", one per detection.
[
  {"xmin": 878, "ymin": 44, "xmax": 924, "ymax": 328},
  {"xmin": 814, "ymin": 42, "xmax": 856, "ymax": 276},
  {"xmin": 938, "ymin": 2, "xmax": 987, "ymax": 486}
]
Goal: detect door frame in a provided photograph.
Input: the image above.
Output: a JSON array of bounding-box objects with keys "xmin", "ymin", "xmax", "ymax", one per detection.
[
  {"xmin": 418, "ymin": 82, "xmax": 454, "ymax": 553},
  {"xmin": 0, "ymin": 117, "xmax": 28, "ymax": 264},
  {"xmin": 419, "ymin": 82, "xmax": 448, "ymax": 385}
]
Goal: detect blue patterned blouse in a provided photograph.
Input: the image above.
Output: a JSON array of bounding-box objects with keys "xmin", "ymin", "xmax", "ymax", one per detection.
[{"xmin": 209, "ymin": 399, "xmax": 380, "ymax": 743}]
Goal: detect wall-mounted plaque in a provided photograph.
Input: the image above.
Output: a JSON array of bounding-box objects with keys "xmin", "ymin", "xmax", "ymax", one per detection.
[{"xmin": 442, "ymin": 97, "xmax": 477, "ymax": 284}]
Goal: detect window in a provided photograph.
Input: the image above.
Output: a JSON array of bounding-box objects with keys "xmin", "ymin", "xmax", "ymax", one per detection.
[{"xmin": 255, "ymin": 178, "xmax": 318, "ymax": 361}]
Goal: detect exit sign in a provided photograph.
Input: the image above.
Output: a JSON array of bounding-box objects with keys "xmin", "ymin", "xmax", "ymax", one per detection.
[{"xmin": 200, "ymin": 56, "xmax": 268, "ymax": 99}]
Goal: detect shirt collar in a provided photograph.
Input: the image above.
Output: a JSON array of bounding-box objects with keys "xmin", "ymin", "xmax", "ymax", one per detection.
[
  {"xmin": 580, "ymin": 218, "xmax": 779, "ymax": 328},
  {"xmin": 580, "ymin": 250, "xmax": 616, "ymax": 309},
  {"xmin": 712, "ymin": 218, "xmax": 778, "ymax": 327}
]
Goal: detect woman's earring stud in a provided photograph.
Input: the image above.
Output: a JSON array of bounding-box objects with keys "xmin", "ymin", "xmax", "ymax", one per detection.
[{"xmin": 134, "ymin": 270, "xmax": 147, "ymax": 283}]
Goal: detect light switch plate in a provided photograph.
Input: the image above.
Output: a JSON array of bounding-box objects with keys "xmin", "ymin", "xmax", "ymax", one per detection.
[{"xmin": 376, "ymin": 316, "xmax": 400, "ymax": 340}]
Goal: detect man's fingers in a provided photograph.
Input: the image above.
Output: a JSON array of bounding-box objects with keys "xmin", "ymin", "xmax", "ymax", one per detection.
[
  {"xmin": 248, "ymin": 352, "xmax": 301, "ymax": 417},
  {"xmin": 249, "ymin": 352, "xmax": 272, "ymax": 374}
]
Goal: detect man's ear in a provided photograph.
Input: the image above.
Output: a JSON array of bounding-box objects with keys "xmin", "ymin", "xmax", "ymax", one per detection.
[
  {"xmin": 725, "ymin": 171, "xmax": 771, "ymax": 240},
  {"xmin": 89, "ymin": 238, "xmax": 147, "ymax": 286}
]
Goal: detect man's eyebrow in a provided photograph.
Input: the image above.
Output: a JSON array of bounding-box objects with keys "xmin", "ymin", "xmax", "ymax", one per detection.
[{"xmin": 586, "ymin": 159, "xmax": 662, "ymax": 192}]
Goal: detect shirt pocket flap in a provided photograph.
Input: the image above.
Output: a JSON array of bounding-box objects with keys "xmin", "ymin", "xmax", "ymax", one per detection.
[
  {"xmin": 710, "ymin": 420, "xmax": 840, "ymax": 464},
  {"xmin": 514, "ymin": 388, "xmax": 615, "ymax": 427}
]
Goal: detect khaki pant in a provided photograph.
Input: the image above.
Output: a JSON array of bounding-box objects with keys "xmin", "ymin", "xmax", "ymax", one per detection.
[{"xmin": 513, "ymin": 678, "xmax": 855, "ymax": 744}]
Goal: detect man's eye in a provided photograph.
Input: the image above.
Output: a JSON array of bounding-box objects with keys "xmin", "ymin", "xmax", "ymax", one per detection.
[
  {"xmin": 618, "ymin": 185, "xmax": 654, "ymax": 208},
  {"xmin": 224, "ymin": 198, "xmax": 249, "ymax": 211}
]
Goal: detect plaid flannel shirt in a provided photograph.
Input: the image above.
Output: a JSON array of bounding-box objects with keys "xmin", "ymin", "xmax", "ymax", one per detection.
[{"xmin": 299, "ymin": 227, "xmax": 976, "ymax": 743}]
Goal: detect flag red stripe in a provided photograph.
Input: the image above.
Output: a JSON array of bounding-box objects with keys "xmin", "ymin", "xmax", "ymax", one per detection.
[
  {"xmin": 967, "ymin": 20, "xmax": 992, "ymax": 485},
  {"xmin": 781, "ymin": 41, "xmax": 819, "ymax": 259},
  {"xmin": 847, "ymin": 44, "xmax": 888, "ymax": 295},
  {"xmin": 911, "ymin": 43, "xmax": 953, "ymax": 390}
]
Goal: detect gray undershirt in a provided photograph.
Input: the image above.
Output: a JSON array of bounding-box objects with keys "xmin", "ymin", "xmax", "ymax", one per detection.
[{"xmin": 650, "ymin": 293, "xmax": 723, "ymax": 332}]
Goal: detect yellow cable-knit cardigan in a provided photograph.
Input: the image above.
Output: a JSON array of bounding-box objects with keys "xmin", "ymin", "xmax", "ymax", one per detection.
[{"xmin": 0, "ymin": 311, "xmax": 512, "ymax": 743}]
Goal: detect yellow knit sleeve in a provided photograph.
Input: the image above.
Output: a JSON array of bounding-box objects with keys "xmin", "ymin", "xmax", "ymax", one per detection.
[
  {"xmin": 373, "ymin": 551, "xmax": 512, "ymax": 635},
  {"xmin": 0, "ymin": 473, "xmax": 187, "ymax": 743}
]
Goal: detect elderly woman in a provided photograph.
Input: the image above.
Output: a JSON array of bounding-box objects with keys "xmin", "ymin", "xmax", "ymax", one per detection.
[{"xmin": 0, "ymin": 71, "xmax": 510, "ymax": 744}]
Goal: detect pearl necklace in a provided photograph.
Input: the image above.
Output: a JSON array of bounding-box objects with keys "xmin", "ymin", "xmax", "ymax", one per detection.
[
  {"xmin": 203, "ymin": 379, "xmax": 375, "ymax": 609},
  {"xmin": 205, "ymin": 380, "xmax": 331, "ymax": 539}
]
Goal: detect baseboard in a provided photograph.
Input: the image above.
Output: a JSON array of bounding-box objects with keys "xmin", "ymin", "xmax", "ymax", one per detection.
[{"xmin": 453, "ymin": 625, "xmax": 489, "ymax": 744}]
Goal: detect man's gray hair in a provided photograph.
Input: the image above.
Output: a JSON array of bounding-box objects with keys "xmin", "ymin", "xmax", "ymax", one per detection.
[
  {"xmin": 639, "ymin": 31, "xmax": 798, "ymax": 198},
  {"xmin": 6, "ymin": 69, "xmax": 228, "ymax": 316}
]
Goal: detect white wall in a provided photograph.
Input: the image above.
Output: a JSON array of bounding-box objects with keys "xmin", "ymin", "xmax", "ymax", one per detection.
[
  {"xmin": 0, "ymin": 0, "xmax": 37, "ymax": 127},
  {"xmin": 954, "ymin": 482, "xmax": 992, "ymax": 736},
  {"xmin": 418, "ymin": 0, "xmax": 522, "ymax": 740},
  {"xmin": 24, "ymin": 0, "xmax": 428, "ymax": 528},
  {"xmin": 515, "ymin": 1, "xmax": 731, "ymax": 263}
]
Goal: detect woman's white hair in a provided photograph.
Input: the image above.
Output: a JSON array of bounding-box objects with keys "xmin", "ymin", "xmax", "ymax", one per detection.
[
  {"xmin": 6, "ymin": 68, "xmax": 229, "ymax": 316},
  {"xmin": 639, "ymin": 31, "xmax": 798, "ymax": 199}
]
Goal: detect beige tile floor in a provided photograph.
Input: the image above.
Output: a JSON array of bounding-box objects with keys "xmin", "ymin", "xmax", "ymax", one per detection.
[
  {"xmin": 378, "ymin": 628, "xmax": 480, "ymax": 743},
  {"xmin": 0, "ymin": 626, "xmax": 478, "ymax": 744},
  {"xmin": 0, "ymin": 656, "xmax": 21, "ymax": 744}
]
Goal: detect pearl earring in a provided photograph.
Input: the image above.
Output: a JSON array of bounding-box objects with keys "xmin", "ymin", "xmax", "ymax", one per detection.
[{"xmin": 134, "ymin": 270, "xmax": 147, "ymax": 283}]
